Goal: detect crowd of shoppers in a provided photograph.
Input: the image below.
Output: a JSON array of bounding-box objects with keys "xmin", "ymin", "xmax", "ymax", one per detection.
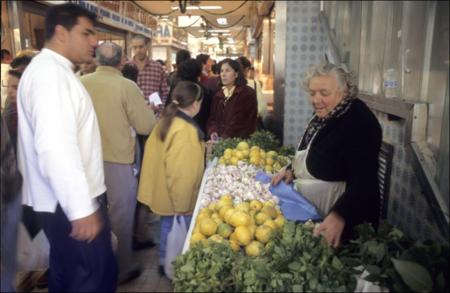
[{"xmin": 0, "ymin": 1, "xmax": 384, "ymax": 290}]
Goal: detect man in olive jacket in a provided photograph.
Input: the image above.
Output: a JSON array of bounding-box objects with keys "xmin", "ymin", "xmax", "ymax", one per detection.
[{"xmin": 81, "ymin": 42, "xmax": 156, "ymax": 284}]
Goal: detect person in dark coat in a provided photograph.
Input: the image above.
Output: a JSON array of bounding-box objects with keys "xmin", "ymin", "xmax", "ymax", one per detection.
[
  {"xmin": 206, "ymin": 58, "xmax": 257, "ymax": 140},
  {"xmin": 166, "ymin": 58, "xmax": 212, "ymax": 136},
  {"xmin": 272, "ymin": 62, "xmax": 382, "ymax": 248}
]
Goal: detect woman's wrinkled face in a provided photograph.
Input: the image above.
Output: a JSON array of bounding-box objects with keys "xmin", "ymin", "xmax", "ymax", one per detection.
[
  {"xmin": 308, "ymin": 75, "xmax": 344, "ymax": 118},
  {"xmin": 220, "ymin": 62, "xmax": 238, "ymax": 87}
]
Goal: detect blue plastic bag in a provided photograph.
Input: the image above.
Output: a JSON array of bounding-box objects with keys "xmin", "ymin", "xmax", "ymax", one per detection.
[{"xmin": 255, "ymin": 171, "xmax": 322, "ymax": 222}]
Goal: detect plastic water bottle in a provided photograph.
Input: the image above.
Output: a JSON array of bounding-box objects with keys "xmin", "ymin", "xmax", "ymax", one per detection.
[{"xmin": 383, "ymin": 69, "xmax": 399, "ymax": 98}]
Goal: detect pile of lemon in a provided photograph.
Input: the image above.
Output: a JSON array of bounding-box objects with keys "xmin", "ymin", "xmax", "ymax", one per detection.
[
  {"xmin": 217, "ymin": 141, "xmax": 285, "ymax": 174},
  {"xmin": 190, "ymin": 194, "xmax": 285, "ymax": 257}
]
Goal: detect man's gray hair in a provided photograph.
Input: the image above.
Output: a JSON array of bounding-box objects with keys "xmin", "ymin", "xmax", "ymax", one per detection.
[
  {"xmin": 302, "ymin": 62, "xmax": 358, "ymax": 99},
  {"xmin": 95, "ymin": 41, "xmax": 122, "ymax": 67}
]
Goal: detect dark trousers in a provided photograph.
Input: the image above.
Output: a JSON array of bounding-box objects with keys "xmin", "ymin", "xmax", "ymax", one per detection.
[{"xmin": 36, "ymin": 194, "xmax": 118, "ymax": 292}]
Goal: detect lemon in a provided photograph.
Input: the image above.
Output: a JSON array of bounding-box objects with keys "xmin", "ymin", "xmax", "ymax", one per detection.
[
  {"xmin": 260, "ymin": 150, "xmax": 267, "ymax": 159},
  {"xmin": 250, "ymin": 200, "xmax": 263, "ymax": 211},
  {"xmin": 273, "ymin": 162, "xmax": 282, "ymax": 171},
  {"xmin": 200, "ymin": 218, "xmax": 218, "ymax": 236},
  {"xmin": 237, "ymin": 141, "xmax": 250, "ymax": 151},
  {"xmin": 235, "ymin": 226, "xmax": 252, "ymax": 246},
  {"xmin": 218, "ymin": 157, "xmax": 226, "ymax": 165},
  {"xmin": 212, "ymin": 217, "xmax": 223, "ymax": 225},
  {"xmin": 249, "ymin": 156, "xmax": 259, "ymax": 165},
  {"xmin": 190, "ymin": 232, "xmax": 206, "ymax": 245},
  {"xmin": 264, "ymin": 165, "xmax": 273, "ymax": 173},
  {"xmin": 235, "ymin": 151, "xmax": 244, "ymax": 160},
  {"xmin": 219, "ymin": 205, "xmax": 234, "ymax": 219},
  {"xmin": 209, "ymin": 234, "xmax": 224, "ymax": 243},
  {"xmin": 215, "ymin": 199, "xmax": 233, "ymax": 212},
  {"xmin": 224, "ymin": 148, "xmax": 233, "ymax": 156},
  {"xmin": 261, "ymin": 205, "xmax": 278, "ymax": 219},
  {"xmin": 249, "ymin": 150, "xmax": 260, "ymax": 158},
  {"xmin": 264, "ymin": 219, "xmax": 278, "ymax": 230},
  {"xmin": 196, "ymin": 213, "xmax": 209, "ymax": 225},
  {"xmin": 193, "ymin": 225, "xmax": 201, "ymax": 234},
  {"xmin": 229, "ymin": 211, "xmax": 251, "ymax": 227},
  {"xmin": 221, "ymin": 194, "xmax": 233, "ymax": 202},
  {"xmin": 229, "ymin": 232, "xmax": 239, "ymax": 242},
  {"xmin": 250, "ymin": 146, "xmax": 260, "ymax": 152},
  {"xmin": 267, "ymin": 150, "xmax": 278, "ymax": 158},
  {"xmin": 224, "ymin": 208, "xmax": 236, "ymax": 224},
  {"xmin": 274, "ymin": 215, "xmax": 285, "ymax": 228},
  {"xmin": 229, "ymin": 157, "xmax": 239, "ymax": 166},
  {"xmin": 208, "ymin": 202, "xmax": 217, "ymax": 211},
  {"xmin": 255, "ymin": 225, "xmax": 273, "ymax": 243},
  {"xmin": 232, "ymin": 149, "xmax": 238, "ymax": 156},
  {"xmin": 264, "ymin": 200, "xmax": 276, "ymax": 207},
  {"xmin": 242, "ymin": 149, "xmax": 250, "ymax": 158},
  {"xmin": 229, "ymin": 239, "xmax": 240, "ymax": 252},
  {"xmin": 217, "ymin": 223, "xmax": 233, "ymax": 238},
  {"xmin": 223, "ymin": 152, "xmax": 232, "ymax": 160},
  {"xmin": 234, "ymin": 202, "xmax": 250, "ymax": 213},
  {"xmin": 248, "ymin": 224, "xmax": 257, "ymax": 238},
  {"xmin": 265, "ymin": 157, "xmax": 274, "ymax": 165},
  {"xmin": 245, "ymin": 240, "xmax": 264, "ymax": 257},
  {"xmin": 255, "ymin": 212, "xmax": 270, "ymax": 225}
]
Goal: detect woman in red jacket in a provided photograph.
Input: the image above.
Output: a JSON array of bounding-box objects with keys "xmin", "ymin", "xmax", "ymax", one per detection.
[{"xmin": 206, "ymin": 58, "xmax": 257, "ymax": 140}]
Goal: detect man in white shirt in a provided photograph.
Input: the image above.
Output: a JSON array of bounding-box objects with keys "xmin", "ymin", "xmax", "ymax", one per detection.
[{"xmin": 17, "ymin": 4, "xmax": 117, "ymax": 291}]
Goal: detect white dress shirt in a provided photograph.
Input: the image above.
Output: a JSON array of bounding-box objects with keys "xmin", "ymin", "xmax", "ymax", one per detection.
[{"xmin": 17, "ymin": 48, "xmax": 106, "ymax": 221}]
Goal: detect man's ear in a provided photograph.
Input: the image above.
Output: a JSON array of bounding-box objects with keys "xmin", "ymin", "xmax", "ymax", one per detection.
[{"xmin": 54, "ymin": 24, "xmax": 68, "ymax": 43}]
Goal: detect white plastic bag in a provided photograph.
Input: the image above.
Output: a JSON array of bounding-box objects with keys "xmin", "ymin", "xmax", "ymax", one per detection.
[
  {"xmin": 354, "ymin": 270, "xmax": 390, "ymax": 292},
  {"xmin": 164, "ymin": 216, "xmax": 187, "ymax": 280},
  {"xmin": 16, "ymin": 223, "xmax": 50, "ymax": 271}
]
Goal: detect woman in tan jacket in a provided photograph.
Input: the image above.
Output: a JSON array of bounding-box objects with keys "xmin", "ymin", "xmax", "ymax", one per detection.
[{"xmin": 137, "ymin": 81, "xmax": 205, "ymax": 275}]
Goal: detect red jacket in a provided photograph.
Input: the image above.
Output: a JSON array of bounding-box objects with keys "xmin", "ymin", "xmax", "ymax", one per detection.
[{"xmin": 207, "ymin": 85, "xmax": 257, "ymax": 139}]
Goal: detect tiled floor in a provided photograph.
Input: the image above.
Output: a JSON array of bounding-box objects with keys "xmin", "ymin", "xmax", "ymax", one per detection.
[{"xmin": 29, "ymin": 245, "xmax": 173, "ymax": 293}]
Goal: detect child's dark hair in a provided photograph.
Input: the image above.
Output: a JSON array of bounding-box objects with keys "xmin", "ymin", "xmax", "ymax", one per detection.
[{"xmin": 160, "ymin": 81, "xmax": 203, "ymax": 141}]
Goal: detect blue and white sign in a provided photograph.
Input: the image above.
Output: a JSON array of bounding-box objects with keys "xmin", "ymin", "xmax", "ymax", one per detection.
[{"xmin": 75, "ymin": 1, "xmax": 152, "ymax": 37}]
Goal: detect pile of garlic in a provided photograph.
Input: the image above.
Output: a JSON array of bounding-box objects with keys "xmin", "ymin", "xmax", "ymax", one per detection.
[{"xmin": 200, "ymin": 162, "xmax": 279, "ymax": 207}]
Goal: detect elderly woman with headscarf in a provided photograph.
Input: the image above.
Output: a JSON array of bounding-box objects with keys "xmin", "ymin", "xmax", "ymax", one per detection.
[{"xmin": 272, "ymin": 62, "xmax": 382, "ymax": 247}]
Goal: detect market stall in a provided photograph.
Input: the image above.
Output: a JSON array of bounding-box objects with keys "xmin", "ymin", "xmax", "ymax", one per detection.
[{"xmin": 175, "ymin": 131, "xmax": 449, "ymax": 293}]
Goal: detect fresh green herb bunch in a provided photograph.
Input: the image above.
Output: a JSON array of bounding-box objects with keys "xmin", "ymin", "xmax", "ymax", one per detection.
[
  {"xmin": 173, "ymin": 242, "xmax": 236, "ymax": 292},
  {"xmin": 211, "ymin": 137, "xmax": 241, "ymax": 158},
  {"xmin": 278, "ymin": 145, "xmax": 296, "ymax": 157},
  {"xmin": 339, "ymin": 221, "xmax": 449, "ymax": 292},
  {"xmin": 262, "ymin": 221, "xmax": 355, "ymax": 292},
  {"xmin": 247, "ymin": 130, "xmax": 280, "ymax": 151}
]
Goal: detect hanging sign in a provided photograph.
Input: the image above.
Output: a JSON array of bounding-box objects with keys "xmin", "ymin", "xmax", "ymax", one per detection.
[{"xmin": 74, "ymin": 1, "xmax": 152, "ymax": 37}]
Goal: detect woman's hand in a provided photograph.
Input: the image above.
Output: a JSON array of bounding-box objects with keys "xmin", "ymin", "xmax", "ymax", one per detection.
[
  {"xmin": 313, "ymin": 211, "xmax": 345, "ymax": 248},
  {"xmin": 271, "ymin": 169, "xmax": 294, "ymax": 186},
  {"xmin": 207, "ymin": 132, "xmax": 219, "ymax": 144}
]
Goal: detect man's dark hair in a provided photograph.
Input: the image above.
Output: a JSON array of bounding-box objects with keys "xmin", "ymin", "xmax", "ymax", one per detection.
[
  {"xmin": 121, "ymin": 63, "xmax": 139, "ymax": 83},
  {"xmin": 176, "ymin": 49, "xmax": 191, "ymax": 68},
  {"xmin": 212, "ymin": 63, "xmax": 220, "ymax": 75},
  {"xmin": 45, "ymin": 3, "xmax": 97, "ymax": 41},
  {"xmin": 131, "ymin": 34, "xmax": 151, "ymax": 45},
  {"xmin": 177, "ymin": 59, "xmax": 202, "ymax": 82},
  {"xmin": 237, "ymin": 56, "xmax": 252, "ymax": 70},
  {"xmin": 156, "ymin": 59, "xmax": 165, "ymax": 66},
  {"xmin": 218, "ymin": 58, "xmax": 247, "ymax": 87},
  {"xmin": 10, "ymin": 55, "xmax": 33, "ymax": 71},
  {"xmin": 196, "ymin": 53, "xmax": 210, "ymax": 66},
  {"xmin": 1, "ymin": 49, "xmax": 11, "ymax": 61},
  {"xmin": 8, "ymin": 69, "xmax": 23, "ymax": 80}
]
